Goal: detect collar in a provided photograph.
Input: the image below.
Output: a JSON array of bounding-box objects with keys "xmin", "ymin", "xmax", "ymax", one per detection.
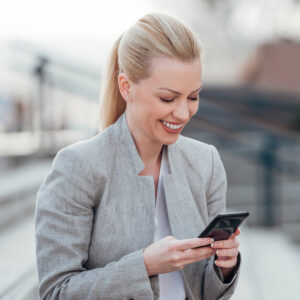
[{"xmin": 113, "ymin": 111, "xmax": 180, "ymax": 175}]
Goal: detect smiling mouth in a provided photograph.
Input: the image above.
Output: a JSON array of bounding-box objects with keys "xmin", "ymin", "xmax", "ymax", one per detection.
[{"xmin": 160, "ymin": 120, "xmax": 183, "ymax": 130}]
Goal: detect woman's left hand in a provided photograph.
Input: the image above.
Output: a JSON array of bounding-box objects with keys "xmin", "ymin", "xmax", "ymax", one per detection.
[{"xmin": 211, "ymin": 228, "xmax": 240, "ymax": 277}]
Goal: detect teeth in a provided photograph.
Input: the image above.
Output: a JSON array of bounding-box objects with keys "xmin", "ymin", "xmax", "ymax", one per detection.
[{"xmin": 162, "ymin": 121, "xmax": 183, "ymax": 130}]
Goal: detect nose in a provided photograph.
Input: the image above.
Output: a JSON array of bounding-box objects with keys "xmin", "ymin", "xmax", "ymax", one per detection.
[{"xmin": 173, "ymin": 100, "xmax": 190, "ymax": 122}]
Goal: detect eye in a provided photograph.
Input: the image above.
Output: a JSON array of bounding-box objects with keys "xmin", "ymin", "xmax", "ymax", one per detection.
[
  {"xmin": 189, "ymin": 96, "xmax": 199, "ymax": 101},
  {"xmin": 160, "ymin": 97, "xmax": 175, "ymax": 103}
]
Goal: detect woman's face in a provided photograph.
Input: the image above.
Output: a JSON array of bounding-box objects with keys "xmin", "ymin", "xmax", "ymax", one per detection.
[{"xmin": 120, "ymin": 56, "xmax": 202, "ymax": 146}]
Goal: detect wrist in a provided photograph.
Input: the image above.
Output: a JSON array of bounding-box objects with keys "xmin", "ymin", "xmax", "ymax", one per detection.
[
  {"xmin": 143, "ymin": 248, "xmax": 154, "ymax": 276},
  {"xmin": 218, "ymin": 253, "xmax": 240, "ymax": 283},
  {"xmin": 220, "ymin": 265, "xmax": 235, "ymax": 280}
]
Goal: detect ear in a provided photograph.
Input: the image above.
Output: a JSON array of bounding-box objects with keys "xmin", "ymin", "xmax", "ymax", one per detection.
[{"xmin": 118, "ymin": 72, "xmax": 132, "ymax": 103}]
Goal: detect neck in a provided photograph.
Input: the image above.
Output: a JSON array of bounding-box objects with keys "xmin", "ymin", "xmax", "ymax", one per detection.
[{"xmin": 125, "ymin": 111, "xmax": 163, "ymax": 169}]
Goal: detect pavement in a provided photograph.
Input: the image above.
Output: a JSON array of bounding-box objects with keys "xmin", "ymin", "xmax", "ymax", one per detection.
[
  {"xmin": 0, "ymin": 215, "xmax": 39, "ymax": 300},
  {"xmin": 232, "ymin": 225, "xmax": 300, "ymax": 300}
]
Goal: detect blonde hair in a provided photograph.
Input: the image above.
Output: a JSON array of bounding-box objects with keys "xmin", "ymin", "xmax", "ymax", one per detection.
[{"xmin": 98, "ymin": 12, "xmax": 203, "ymax": 132}]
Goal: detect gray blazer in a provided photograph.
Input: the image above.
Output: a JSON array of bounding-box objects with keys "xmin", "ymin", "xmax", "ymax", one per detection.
[{"xmin": 35, "ymin": 112, "xmax": 241, "ymax": 300}]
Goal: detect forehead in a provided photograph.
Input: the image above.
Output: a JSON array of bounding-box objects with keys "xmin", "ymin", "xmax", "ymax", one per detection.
[{"xmin": 145, "ymin": 56, "xmax": 202, "ymax": 89}]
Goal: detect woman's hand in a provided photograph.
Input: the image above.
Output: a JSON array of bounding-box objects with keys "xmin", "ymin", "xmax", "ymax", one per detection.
[
  {"xmin": 211, "ymin": 228, "xmax": 240, "ymax": 279},
  {"xmin": 143, "ymin": 235, "xmax": 215, "ymax": 276}
]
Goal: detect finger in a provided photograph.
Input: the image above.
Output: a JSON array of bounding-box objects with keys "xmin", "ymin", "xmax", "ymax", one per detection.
[
  {"xmin": 212, "ymin": 238, "xmax": 239, "ymax": 249},
  {"xmin": 215, "ymin": 256, "xmax": 237, "ymax": 268},
  {"xmin": 164, "ymin": 235, "xmax": 176, "ymax": 241},
  {"xmin": 175, "ymin": 237, "xmax": 213, "ymax": 251},
  {"xmin": 229, "ymin": 228, "xmax": 240, "ymax": 240},
  {"xmin": 216, "ymin": 248, "xmax": 239, "ymax": 257},
  {"xmin": 182, "ymin": 245, "xmax": 214, "ymax": 259},
  {"xmin": 183, "ymin": 247, "xmax": 216, "ymax": 264},
  {"xmin": 192, "ymin": 245, "xmax": 216, "ymax": 257},
  {"xmin": 229, "ymin": 231, "xmax": 238, "ymax": 239}
]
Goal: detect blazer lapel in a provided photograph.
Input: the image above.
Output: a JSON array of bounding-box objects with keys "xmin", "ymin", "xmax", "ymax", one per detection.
[
  {"xmin": 113, "ymin": 111, "xmax": 157, "ymax": 241},
  {"xmin": 113, "ymin": 111, "xmax": 145, "ymax": 175},
  {"xmin": 163, "ymin": 142, "xmax": 205, "ymax": 240},
  {"xmin": 112, "ymin": 112, "xmax": 161, "ymax": 298},
  {"xmin": 163, "ymin": 142, "xmax": 207, "ymax": 300}
]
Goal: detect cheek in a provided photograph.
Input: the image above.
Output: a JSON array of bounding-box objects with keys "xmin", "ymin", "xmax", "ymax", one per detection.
[
  {"xmin": 146, "ymin": 102, "xmax": 168, "ymax": 124},
  {"xmin": 190, "ymin": 101, "xmax": 199, "ymax": 116},
  {"xmin": 134, "ymin": 99, "xmax": 162, "ymax": 129},
  {"xmin": 132, "ymin": 97, "xmax": 153, "ymax": 120}
]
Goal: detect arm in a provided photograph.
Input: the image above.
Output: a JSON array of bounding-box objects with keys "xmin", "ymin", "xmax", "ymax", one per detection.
[
  {"xmin": 35, "ymin": 147, "xmax": 154, "ymax": 300},
  {"xmin": 202, "ymin": 145, "xmax": 241, "ymax": 300}
]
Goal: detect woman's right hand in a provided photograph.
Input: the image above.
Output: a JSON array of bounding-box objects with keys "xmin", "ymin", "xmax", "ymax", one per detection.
[{"xmin": 143, "ymin": 235, "xmax": 215, "ymax": 276}]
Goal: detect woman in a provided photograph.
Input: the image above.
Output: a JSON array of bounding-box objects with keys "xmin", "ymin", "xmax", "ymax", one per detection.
[{"xmin": 35, "ymin": 12, "xmax": 241, "ymax": 300}]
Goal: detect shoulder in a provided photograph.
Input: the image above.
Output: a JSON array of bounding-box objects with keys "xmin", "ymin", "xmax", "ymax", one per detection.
[
  {"xmin": 174, "ymin": 134, "xmax": 225, "ymax": 178},
  {"xmin": 175, "ymin": 134, "xmax": 217, "ymax": 162}
]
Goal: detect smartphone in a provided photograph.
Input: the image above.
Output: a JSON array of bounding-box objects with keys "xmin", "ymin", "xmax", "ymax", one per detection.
[{"xmin": 194, "ymin": 211, "xmax": 249, "ymax": 248}]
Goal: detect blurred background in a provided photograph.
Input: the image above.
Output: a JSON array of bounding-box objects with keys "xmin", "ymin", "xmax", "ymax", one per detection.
[{"xmin": 0, "ymin": 0, "xmax": 300, "ymax": 299}]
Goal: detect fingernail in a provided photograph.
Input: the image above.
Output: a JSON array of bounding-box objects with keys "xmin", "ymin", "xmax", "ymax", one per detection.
[
  {"xmin": 210, "ymin": 242, "xmax": 214, "ymax": 248},
  {"xmin": 216, "ymin": 250, "xmax": 219, "ymax": 255}
]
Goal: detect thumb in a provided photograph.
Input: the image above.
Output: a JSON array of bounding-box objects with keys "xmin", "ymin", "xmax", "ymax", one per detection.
[{"xmin": 229, "ymin": 228, "xmax": 240, "ymax": 239}]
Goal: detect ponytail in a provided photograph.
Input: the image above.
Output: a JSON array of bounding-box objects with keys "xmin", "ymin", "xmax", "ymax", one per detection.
[{"xmin": 98, "ymin": 33, "xmax": 126, "ymax": 132}]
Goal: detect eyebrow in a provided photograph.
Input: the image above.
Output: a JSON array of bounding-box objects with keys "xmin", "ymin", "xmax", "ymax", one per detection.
[{"xmin": 157, "ymin": 86, "xmax": 202, "ymax": 95}]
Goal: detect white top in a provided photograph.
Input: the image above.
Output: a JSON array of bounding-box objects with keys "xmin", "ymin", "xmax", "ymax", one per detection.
[{"xmin": 154, "ymin": 146, "xmax": 187, "ymax": 300}]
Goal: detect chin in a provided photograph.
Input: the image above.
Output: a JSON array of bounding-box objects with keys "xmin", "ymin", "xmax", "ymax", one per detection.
[{"xmin": 158, "ymin": 134, "xmax": 180, "ymax": 146}]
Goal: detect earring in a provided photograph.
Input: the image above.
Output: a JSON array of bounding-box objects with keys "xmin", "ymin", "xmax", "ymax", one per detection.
[{"xmin": 125, "ymin": 95, "xmax": 129, "ymax": 100}]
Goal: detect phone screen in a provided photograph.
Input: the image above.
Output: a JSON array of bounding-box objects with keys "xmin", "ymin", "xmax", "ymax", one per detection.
[
  {"xmin": 199, "ymin": 217, "xmax": 243, "ymax": 241},
  {"xmin": 194, "ymin": 212, "xmax": 249, "ymax": 248}
]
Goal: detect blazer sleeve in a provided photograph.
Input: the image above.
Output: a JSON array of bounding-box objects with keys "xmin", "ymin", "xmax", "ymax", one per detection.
[
  {"xmin": 201, "ymin": 145, "xmax": 242, "ymax": 300},
  {"xmin": 34, "ymin": 147, "xmax": 154, "ymax": 300}
]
